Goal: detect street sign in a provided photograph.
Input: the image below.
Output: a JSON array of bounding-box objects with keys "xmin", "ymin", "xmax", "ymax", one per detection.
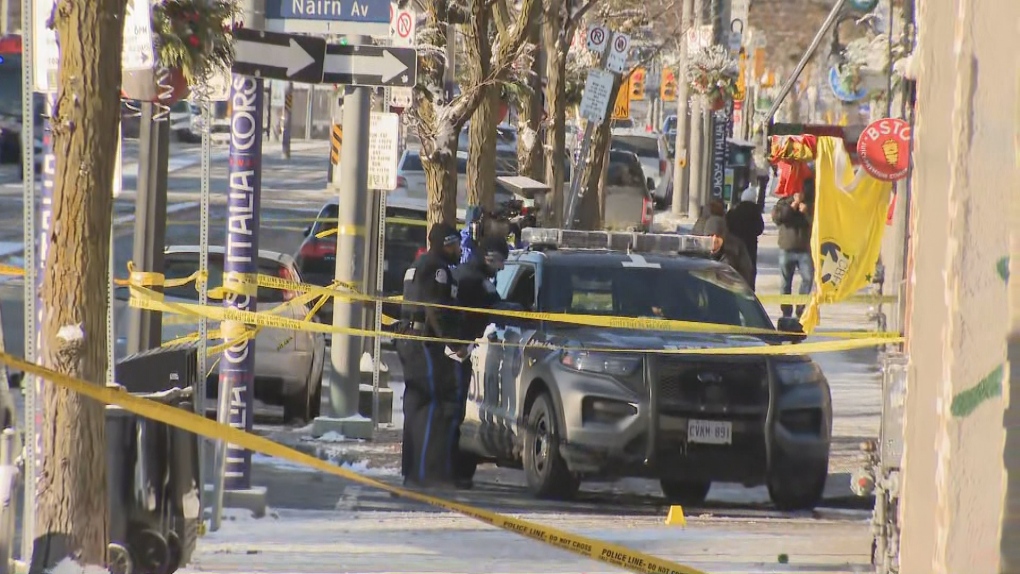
[
  {"xmin": 612, "ymin": 78, "xmax": 630, "ymax": 120},
  {"xmin": 122, "ymin": 0, "xmax": 156, "ymax": 73},
  {"xmin": 369, "ymin": 112, "xmax": 400, "ymax": 190},
  {"xmin": 390, "ymin": 3, "xmax": 416, "ymax": 46},
  {"xmin": 389, "ymin": 87, "xmax": 413, "ymax": 108},
  {"xmin": 264, "ymin": 0, "xmax": 390, "ymax": 36},
  {"xmin": 685, "ymin": 25, "xmax": 713, "ymax": 53},
  {"xmin": 586, "ymin": 24, "xmax": 610, "ymax": 54},
  {"xmin": 323, "ymin": 44, "xmax": 417, "ymax": 87},
  {"xmin": 32, "ymin": 0, "xmax": 58, "ymax": 92},
  {"xmin": 36, "ymin": 0, "xmax": 157, "ymax": 94},
  {"xmin": 232, "ymin": 28, "xmax": 326, "ymax": 84},
  {"xmin": 606, "ymin": 33, "xmax": 631, "ymax": 74},
  {"xmin": 579, "ymin": 69, "xmax": 615, "ymax": 124}
]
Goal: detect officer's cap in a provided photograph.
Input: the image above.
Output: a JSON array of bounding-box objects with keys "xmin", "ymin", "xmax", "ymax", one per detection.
[{"xmin": 429, "ymin": 222, "xmax": 460, "ymax": 247}]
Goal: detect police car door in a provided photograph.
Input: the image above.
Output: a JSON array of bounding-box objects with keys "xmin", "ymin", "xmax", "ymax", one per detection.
[
  {"xmin": 463, "ymin": 263, "xmax": 520, "ymax": 457},
  {"xmin": 497, "ymin": 262, "xmax": 537, "ymax": 449}
]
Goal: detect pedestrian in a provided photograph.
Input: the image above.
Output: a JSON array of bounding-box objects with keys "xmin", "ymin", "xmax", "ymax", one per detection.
[
  {"xmin": 702, "ymin": 216, "xmax": 755, "ymax": 286},
  {"xmin": 771, "ymin": 182, "xmax": 815, "ymax": 319},
  {"xmin": 725, "ymin": 186, "xmax": 766, "ymax": 289},
  {"xmin": 395, "ymin": 222, "xmax": 467, "ymax": 489},
  {"xmin": 692, "ymin": 199, "xmax": 726, "ymax": 235},
  {"xmin": 449, "ymin": 234, "xmax": 509, "ymax": 488}
]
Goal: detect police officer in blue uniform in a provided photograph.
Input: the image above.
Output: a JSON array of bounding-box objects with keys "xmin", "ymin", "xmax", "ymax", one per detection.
[
  {"xmin": 448, "ymin": 234, "xmax": 510, "ymax": 487},
  {"xmin": 395, "ymin": 222, "xmax": 466, "ymax": 488}
]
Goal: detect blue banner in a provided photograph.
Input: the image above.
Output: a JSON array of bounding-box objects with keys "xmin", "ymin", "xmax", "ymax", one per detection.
[
  {"xmin": 33, "ymin": 114, "xmax": 55, "ymax": 496},
  {"xmin": 219, "ymin": 74, "xmax": 264, "ymax": 490}
]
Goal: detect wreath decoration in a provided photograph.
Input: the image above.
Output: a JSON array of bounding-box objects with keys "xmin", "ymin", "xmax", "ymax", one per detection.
[
  {"xmin": 151, "ymin": 0, "xmax": 238, "ymax": 85},
  {"xmin": 685, "ymin": 45, "xmax": 740, "ymax": 110}
]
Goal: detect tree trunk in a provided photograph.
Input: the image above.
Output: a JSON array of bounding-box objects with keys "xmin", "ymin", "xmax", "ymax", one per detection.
[
  {"xmin": 516, "ymin": 11, "xmax": 544, "ymax": 181},
  {"xmin": 542, "ymin": 0, "xmax": 567, "ymax": 226},
  {"xmin": 422, "ymin": 139, "xmax": 459, "ymax": 230},
  {"xmin": 465, "ymin": 5, "xmax": 496, "ymax": 212},
  {"xmin": 32, "ymin": 0, "xmax": 125, "ymax": 570},
  {"xmin": 467, "ymin": 88, "xmax": 498, "ymax": 212},
  {"xmin": 575, "ymin": 78, "xmax": 622, "ymax": 230}
]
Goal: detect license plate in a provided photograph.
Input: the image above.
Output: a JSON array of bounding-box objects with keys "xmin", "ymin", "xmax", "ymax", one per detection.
[{"xmin": 687, "ymin": 419, "xmax": 732, "ymax": 445}]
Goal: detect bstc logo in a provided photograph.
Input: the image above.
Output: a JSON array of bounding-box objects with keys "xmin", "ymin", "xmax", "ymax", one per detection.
[
  {"xmin": 819, "ymin": 241, "xmax": 851, "ymax": 287},
  {"xmin": 857, "ymin": 117, "xmax": 911, "ymax": 182}
]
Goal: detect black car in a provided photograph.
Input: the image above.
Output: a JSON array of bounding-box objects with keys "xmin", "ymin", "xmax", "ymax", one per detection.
[
  {"xmin": 456, "ymin": 228, "xmax": 833, "ymax": 510},
  {"xmin": 294, "ymin": 198, "xmax": 430, "ymax": 327}
]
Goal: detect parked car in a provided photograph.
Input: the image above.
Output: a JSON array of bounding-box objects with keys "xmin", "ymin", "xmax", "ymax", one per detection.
[
  {"xmin": 113, "ymin": 246, "xmax": 326, "ymax": 423},
  {"xmin": 611, "ymin": 131, "xmax": 671, "ymax": 208},
  {"xmin": 394, "ymin": 149, "xmax": 471, "ymax": 205},
  {"xmin": 602, "ymin": 149, "xmax": 654, "ymax": 231},
  {"xmin": 458, "ymin": 228, "xmax": 832, "ymax": 510}
]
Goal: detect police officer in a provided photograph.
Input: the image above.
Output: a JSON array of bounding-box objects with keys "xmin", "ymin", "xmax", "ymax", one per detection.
[
  {"xmin": 448, "ymin": 234, "xmax": 510, "ymax": 487},
  {"xmin": 395, "ymin": 222, "xmax": 466, "ymax": 488}
]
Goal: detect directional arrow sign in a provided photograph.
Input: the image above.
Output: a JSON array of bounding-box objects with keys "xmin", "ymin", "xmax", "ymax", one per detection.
[
  {"xmin": 232, "ymin": 28, "xmax": 326, "ymax": 84},
  {"xmin": 323, "ymin": 43, "xmax": 418, "ymax": 88}
]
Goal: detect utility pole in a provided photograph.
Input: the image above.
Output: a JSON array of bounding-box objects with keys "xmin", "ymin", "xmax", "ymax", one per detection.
[
  {"xmin": 315, "ymin": 35, "xmax": 374, "ymax": 440},
  {"xmin": 125, "ymin": 104, "xmax": 169, "ymax": 355},
  {"xmin": 282, "ymin": 81, "xmax": 293, "ymax": 159},
  {"xmin": 686, "ymin": 0, "xmax": 707, "ymax": 218},
  {"xmin": 671, "ymin": 0, "xmax": 694, "ymax": 216}
]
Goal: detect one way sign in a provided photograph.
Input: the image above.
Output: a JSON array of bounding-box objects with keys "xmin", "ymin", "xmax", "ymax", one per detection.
[
  {"xmin": 322, "ymin": 44, "xmax": 418, "ymax": 88},
  {"xmin": 232, "ymin": 28, "xmax": 326, "ymax": 84}
]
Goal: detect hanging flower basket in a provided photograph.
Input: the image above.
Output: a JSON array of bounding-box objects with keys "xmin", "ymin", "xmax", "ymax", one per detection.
[
  {"xmin": 686, "ymin": 45, "xmax": 740, "ymax": 108},
  {"xmin": 152, "ymin": 0, "xmax": 238, "ymax": 87}
]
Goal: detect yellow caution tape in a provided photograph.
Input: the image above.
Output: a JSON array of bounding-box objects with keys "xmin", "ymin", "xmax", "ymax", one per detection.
[
  {"xmin": 128, "ymin": 284, "xmax": 902, "ymax": 355},
  {"xmin": 0, "ymin": 350, "xmax": 709, "ymax": 574},
  {"xmin": 0, "ymin": 263, "xmax": 895, "ymax": 339},
  {"xmin": 757, "ymin": 292, "xmax": 896, "ymax": 305}
]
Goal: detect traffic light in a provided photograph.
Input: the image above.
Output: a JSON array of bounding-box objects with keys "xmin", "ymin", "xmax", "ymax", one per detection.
[
  {"xmin": 630, "ymin": 68, "xmax": 645, "ymax": 101},
  {"xmin": 661, "ymin": 69, "xmax": 677, "ymax": 102}
]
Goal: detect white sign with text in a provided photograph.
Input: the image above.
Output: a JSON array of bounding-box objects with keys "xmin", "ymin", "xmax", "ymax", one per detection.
[{"xmin": 369, "ymin": 112, "xmax": 400, "ymax": 190}]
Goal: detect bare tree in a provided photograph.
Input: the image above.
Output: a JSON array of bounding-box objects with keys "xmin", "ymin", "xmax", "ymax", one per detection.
[
  {"xmin": 574, "ymin": 8, "xmax": 681, "ymax": 229},
  {"xmin": 463, "ymin": 0, "xmax": 497, "ymax": 211},
  {"xmin": 32, "ymin": 0, "xmax": 126, "ymax": 570},
  {"xmin": 411, "ymin": 0, "xmax": 538, "ymax": 230},
  {"xmin": 541, "ymin": 0, "xmax": 600, "ymax": 226}
]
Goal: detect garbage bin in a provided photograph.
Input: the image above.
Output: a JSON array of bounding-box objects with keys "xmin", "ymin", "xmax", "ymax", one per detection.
[{"xmin": 109, "ymin": 344, "xmax": 202, "ymax": 574}]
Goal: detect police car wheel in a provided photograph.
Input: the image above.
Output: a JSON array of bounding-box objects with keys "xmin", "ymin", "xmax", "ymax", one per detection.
[
  {"xmin": 766, "ymin": 458, "xmax": 828, "ymax": 511},
  {"xmin": 523, "ymin": 393, "xmax": 579, "ymax": 499},
  {"xmin": 659, "ymin": 479, "xmax": 711, "ymax": 506}
]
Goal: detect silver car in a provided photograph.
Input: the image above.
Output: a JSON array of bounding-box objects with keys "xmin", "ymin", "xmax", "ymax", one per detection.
[
  {"xmin": 611, "ymin": 131, "xmax": 671, "ymax": 208},
  {"xmin": 114, "ymin": 246, "xmax": 326, "ymax": 423}
]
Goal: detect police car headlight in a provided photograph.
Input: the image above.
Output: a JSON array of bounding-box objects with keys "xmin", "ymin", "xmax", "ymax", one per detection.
[
  {"xmin": 775, "ymin": 360, "xmax": 824, "ymax": 385},
  {"xmin": 561, "ymin": 351, "xmax": 641, "ymax": 377}
]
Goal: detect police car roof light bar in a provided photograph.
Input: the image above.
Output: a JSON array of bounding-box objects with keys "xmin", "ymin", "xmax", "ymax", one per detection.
[{"xmin": 522, "ymin": 228, "xmax": 713, "ymax": 256}]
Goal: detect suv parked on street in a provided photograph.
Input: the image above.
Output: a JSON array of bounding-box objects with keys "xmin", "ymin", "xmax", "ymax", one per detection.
[{"xmin": 457, "ymin": 228, "xmax": 833, "ymax": 510}]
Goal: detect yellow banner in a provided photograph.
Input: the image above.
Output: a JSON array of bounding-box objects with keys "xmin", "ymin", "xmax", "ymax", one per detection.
[{"xmin": 801, "ymin": 137, "xmax": 894, "ymax": 332}]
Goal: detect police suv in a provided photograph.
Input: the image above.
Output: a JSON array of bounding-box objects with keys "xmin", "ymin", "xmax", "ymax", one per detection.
[{"xmin": 458, "ymin": 228, "xmax": 833, "ymax": 510}]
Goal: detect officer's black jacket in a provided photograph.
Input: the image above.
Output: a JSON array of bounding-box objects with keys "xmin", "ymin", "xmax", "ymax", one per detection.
[
  {"xmin": 401, "ymin": 249, "xmax": 461, "ymax": 343},
  {"xmin": 453, "ymin": 256, "xmax": 503, "ymax": 340}
]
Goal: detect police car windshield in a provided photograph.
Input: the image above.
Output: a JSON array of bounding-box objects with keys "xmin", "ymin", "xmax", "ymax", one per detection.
[{"xmin": 541, "ymin": 263, "xmax": 772, "ymax": 329}]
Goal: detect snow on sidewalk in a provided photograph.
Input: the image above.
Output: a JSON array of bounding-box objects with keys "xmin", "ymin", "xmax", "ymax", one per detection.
[{"xmin": 184, "ymin": 509, "xmax": 872, "ymax": 574}]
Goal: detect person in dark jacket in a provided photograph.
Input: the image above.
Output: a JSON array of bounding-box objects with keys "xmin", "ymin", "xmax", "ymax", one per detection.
[
  {"xmin": 395, "ymin": 223, "xmax": 466, "ymax": 489},
  {"xmin": 771, "ymin": 184, "xmax": 815, "ymax": 319},
  {"xmin": 703, "ymin": 216, "xmax": 755, "ymax": 286},
  {"xmin": 692, "ymin": 199, "xmax": 727, "ymax": 235},
  {"xmin": 725, "ymin": 186, "xmax": 766, "ymax": 289},
  {"xmin": 447, "ymin": 235, "xmax": 509, "ymax": 486}
]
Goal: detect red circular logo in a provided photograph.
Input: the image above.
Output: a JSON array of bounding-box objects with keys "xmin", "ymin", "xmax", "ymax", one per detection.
[{"xmin": 857, "ymin": 118, "xmax": 911, "ymax": 182}]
